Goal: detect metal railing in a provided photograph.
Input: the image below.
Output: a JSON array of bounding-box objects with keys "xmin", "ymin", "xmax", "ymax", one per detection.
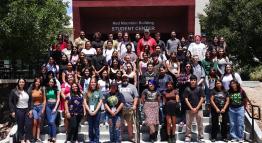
[
  {"xmin": 245, "ymin": 98, "xmax": 261, "ymax": 142},
  {"xmin": 135, "ymin": 70, "xmax": 141, "ymax": 143},
  {"xmin": 0, "ymin": 62, "xmax": 43, "ymax": 79}
]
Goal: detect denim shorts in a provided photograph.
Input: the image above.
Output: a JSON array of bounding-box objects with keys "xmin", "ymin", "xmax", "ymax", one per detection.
[{"xmin": 33, "ymin": 104, "xmax": 43, "ymax": 120}]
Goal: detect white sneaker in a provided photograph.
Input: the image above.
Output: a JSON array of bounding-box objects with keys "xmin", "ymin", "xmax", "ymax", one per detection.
[{"xmin": 185, "ymin": 137, "xmax": 191, "ymax": 142}]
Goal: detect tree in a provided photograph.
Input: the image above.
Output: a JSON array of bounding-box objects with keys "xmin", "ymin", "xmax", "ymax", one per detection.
[
  {"xmin": 0, "ymin": 0, "xmax": 70, "ymax": 63},
  {"xmin": 200, "ymin": 0, "xmax": 262, "ymax": 66}
]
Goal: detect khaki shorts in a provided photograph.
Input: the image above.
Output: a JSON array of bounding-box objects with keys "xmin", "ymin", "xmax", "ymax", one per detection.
[{"xmin": 122, "ymin": 108, "xmax": 134, "ymax": 123}]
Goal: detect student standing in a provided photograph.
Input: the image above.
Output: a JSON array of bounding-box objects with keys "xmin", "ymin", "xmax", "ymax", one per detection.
[
  {"xmin": 65, "ymin": 83, "xmax": 84, "ymax": 142},
  {"xmin": 28, "ymin": 78, "xmax": 46, "ymax": 142},
  {"xmin": 184, "ymin": 75, "xmax": 205, "ymax": 142},
  {"xmin": 141, "ymin": 80, "xmax": 161, "ymax": 142},
  {"xmin": 228, "ymin": 80, "xmax": 248, "ymax": 142},
  {"xmin": 83, "ymin": 78, "xmax": 103, "ymax": 143},
  {"xmin": 163, "ymin": 81, "xmax": 180, "ymax": 143},
  {"xmin": 45, "ymin": 78, "xmax": 60, "ymax": 142},
  {"xmin": 104, "ymin": 82, "xmax": 125, "ymax": 143},
  {"xmin": 9, "ymin": 78, "xmax": 33, "ymax": 143},
  {"xmin": 210, "ymin": 79, "xmax": 229, "ymax": 142}
]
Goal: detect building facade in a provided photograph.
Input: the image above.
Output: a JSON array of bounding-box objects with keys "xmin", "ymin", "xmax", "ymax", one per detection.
[{"xmin": 73, "ymin": 0, "xmax": 208, "ymax": 39}]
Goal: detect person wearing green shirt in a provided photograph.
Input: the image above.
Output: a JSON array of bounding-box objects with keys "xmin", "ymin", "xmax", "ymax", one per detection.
[{"xmin": 83, "ymin": 77, "xmax": 103, "ymax": 143}]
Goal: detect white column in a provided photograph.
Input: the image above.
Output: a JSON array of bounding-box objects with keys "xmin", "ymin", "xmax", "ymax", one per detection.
[{"xmin": 195, "ymin": 0, "xmax": 210, "ymax": 35}]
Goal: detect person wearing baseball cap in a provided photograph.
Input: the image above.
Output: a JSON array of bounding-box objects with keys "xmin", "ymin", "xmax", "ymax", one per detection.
[
  {"xmin": 118, "ymin": 72, "xmax": 139, "ymax": 142},
  {"xmin": 136, "ymin": 28, "xmax": 157, "ymax": 57}
]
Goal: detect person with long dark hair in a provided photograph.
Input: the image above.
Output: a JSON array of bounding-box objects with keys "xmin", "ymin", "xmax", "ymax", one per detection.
[
  {"xmin": 83, "ymin": 77, "xmax": 103, "ymax": 143},
  {"xmin": 214, "ymin": 47, "xmax": 230, "ymax": 76},
  {"xmin": 163, "ymin": 81, "xmax": 179, "ymax": 143},
  {"xmin": 222, "ymin": 64, "xmax": 242, "ymax": 91},
  {"xmin": 45, "ymin": 78, "xmax": 60, "ymax": 142},
  {"xmin": 210, "ymin": 79, "xmax": 229, "ymax": 142},
  {"xmin": 141, "ymin": 80, "xmax": 161, "ymax": 142},
  {"xmin": 46, "ymin": 56, "xmax": 60, "ymax": 79},
  {"xmin": 65, "ymin": 82, "xmax": 84, "ymax": 142},
  {"xmin": 228, "ymin": 80, "xmax": 248, "ymax": 142},
  {"xmin": 80, "ymin": 68, "xmax": 93, "ymax": 94},
  {"xmin": 60, "ymin": 74, "xmax": 75, "ymax": 132},
  {"xmin": 177, "ymin": 63, "xmax": 193, "ymax": 126},
  {"xmin": 109, "ymin": 58, "xmax": 121, "ymax": 80},
  {"xmin": 28, "ymin": 77, "xmax": 46, "ymax": 142},
  {"xmin": 166, "ymin": 51, "xmax": 180, "ymax": 78},
  {"xmin": 9, "ymin": 78, "xmax": 32, "ymax": 143}
]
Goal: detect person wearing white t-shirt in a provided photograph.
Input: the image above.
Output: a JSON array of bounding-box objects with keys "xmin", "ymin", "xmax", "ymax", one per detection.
[
  {"xmin": 222, "ymin": 64, "xmax": 242, "ymax": 91},
  {"xmin": 81, "ymin": 41, "xmax": 96, "ymax": 58},
  {"xmin": 62, "ymin": 41, "xmax": 72, "ymax": 61},
  {"xmin": 188, "ymin": 35, "xmax": 207, "ymax": 61},
  {"xmin": 103, "ymin": 40, "xmax": 115, "ymax": 62},
  {"xmin": 9, "ymin": 78, "xmax": 33, "ymax": 143}
]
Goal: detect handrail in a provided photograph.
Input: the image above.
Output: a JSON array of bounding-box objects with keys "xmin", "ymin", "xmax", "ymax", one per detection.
[
  {"xmin": 245, "ymin": 98, "xmax": 261, "ymax": 142},
  {"xmin": 135, "ymin": 70, "xmax": 141, "ymax": 143}
]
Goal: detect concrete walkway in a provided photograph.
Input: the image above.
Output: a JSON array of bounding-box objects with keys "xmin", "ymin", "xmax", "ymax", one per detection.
[{"xmin": 242, "ymin": 81, "xmax": 262, "ymax": 130}]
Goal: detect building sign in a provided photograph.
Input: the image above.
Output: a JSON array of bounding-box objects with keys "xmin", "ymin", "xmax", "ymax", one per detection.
[{"xmin": 112, "ymin": 21, "xmax": 156, "ymax": 32}]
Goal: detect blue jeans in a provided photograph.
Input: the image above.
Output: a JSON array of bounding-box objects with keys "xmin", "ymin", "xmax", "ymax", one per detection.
[
  {"xmin": 46, "ymin": 103, "xmax": 57, "ymax": 138},
  {"xmin": 15, "ymin": 108, "xmax": 32, "ymax": 141},
  {"xmin": 228, "ymin": 106, "xmax": 245, "ymax": 140},
  {"xmin": 33, "ymin": 104, "xmax": 43, "ymax": 120},
  {"xmin": 108, "ymin": 114, "xmax": 121, "ymax": 142},
  {"xmin": 88, "ymin": 112, "xmax": 101, "ymax": 143}
]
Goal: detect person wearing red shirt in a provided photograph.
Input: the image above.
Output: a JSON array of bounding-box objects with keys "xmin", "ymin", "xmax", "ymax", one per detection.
[{"xmin": 136, "ymin": 29, "xmax": 157, "ymax": 57}]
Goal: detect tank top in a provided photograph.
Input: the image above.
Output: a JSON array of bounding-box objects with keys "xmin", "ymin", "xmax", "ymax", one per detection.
[
  {"xmin": 167, "ymin": 60, "xmax": 178, "ymax": 74},
  {"xmin": 126, "ymin": 72, "xmax": 135, "ymax": 85},
  {"xmin": 165, "ymin": 90, "xmax": 178, "ymax": 102},
  {"xmin": 109, "ymin": 68, "xmax": 119, "ymax": 80},
  {"xmin": 140, "ymin": 61, "xmax": 148, "ymax": 74},
  {"xmin": 32, "ymin": 89, "xmax": 43, "ymax": 104}
]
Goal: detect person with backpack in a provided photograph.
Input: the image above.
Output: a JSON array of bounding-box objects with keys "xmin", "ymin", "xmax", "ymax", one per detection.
[
  {"xmin": 184, "ymin": 75, "xmax": 205, "ymax": 142},
  {"xmin": 228, "ymin": 80, "xmax": 248, "ymax": 142}
]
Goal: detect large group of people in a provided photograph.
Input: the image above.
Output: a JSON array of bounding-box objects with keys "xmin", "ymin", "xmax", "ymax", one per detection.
[{"xmin": 9, "ymin": 29, "xmax": 248, "ymax": 143}]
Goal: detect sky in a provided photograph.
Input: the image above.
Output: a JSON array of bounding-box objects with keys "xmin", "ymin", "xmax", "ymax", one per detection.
[{"xmin": 63, "ymin": 0, "xmax": 73, "ymax": 28}]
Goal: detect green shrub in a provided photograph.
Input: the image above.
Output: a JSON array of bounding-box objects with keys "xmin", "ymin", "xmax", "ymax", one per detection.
[{"xmin": 250, "ymin": 65, "xmax": 262, "ymax": 81}]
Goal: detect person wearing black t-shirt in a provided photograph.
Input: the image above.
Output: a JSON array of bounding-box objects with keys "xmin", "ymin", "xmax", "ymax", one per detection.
[
  {"xmin": 228, "ymin": 80, "xmax": 247, "ymax": 142},
  {"xmin": 210, "ymin": 79, "xmax": 229, "ymax": 142},
  {"xmin": 184, "ymin": 75, "xmax": 205, "ymax": 142},
  {"xmin": 104, "ymin": 82, "xmax": 125, "ymax": 143}
]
